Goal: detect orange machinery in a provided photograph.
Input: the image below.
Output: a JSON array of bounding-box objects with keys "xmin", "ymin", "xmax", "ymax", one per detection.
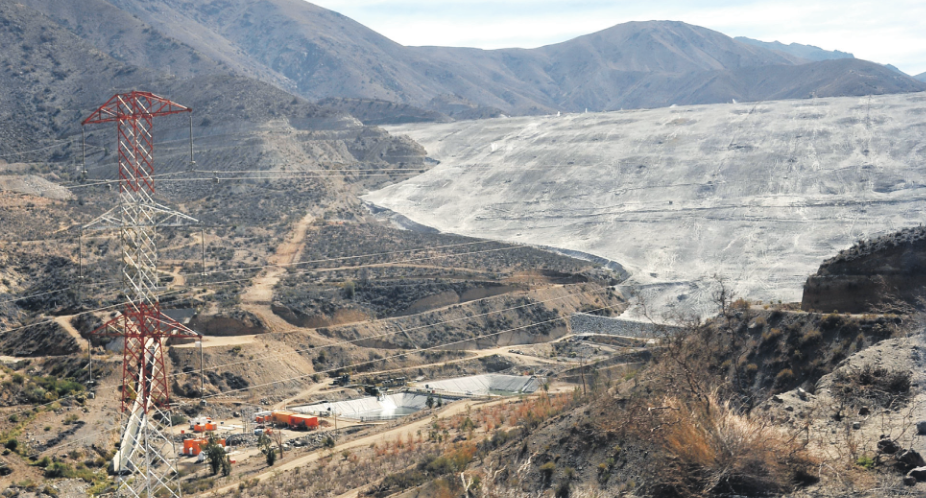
[{"xmin": 182, "ymin": 438, "xmax": 225, "ymax": 456}]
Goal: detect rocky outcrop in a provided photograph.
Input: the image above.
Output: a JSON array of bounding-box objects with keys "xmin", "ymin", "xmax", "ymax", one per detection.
[
  {"xmin": 0, "ymin": 321, "xmax": 79, "ymax": 357},
  {"xmin": 802, "ymin": 226, "xmax": 926, "ymax": 313},
  {"xmin": 189, "ymin": 310, "xmax": 267, "ymax": 336}
]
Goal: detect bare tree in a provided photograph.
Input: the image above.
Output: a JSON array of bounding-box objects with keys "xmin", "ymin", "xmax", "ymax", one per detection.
[{"xmin": 712, "ymin": 274, "xmax": 730, "ymax": 316}]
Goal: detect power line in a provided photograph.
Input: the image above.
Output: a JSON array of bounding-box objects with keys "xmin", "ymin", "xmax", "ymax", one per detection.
[
  {"xmin": 0, "ymin": 168, "xmax": 432, "ymax": 195},
  {"xmin": 167, "ymin": 286, "xmax": 598, "ymax": 377},
  {"xmin": 36, "ymin": 308, "xmax": 555, "ymax": 453},
  {"xmin": 76, "ymin": 300, "xmax": 623, "ymax": 408},
  {"xmin": 0, "ymin": 238, "xmax": 500, "ymax": 307},
  {"xmin": 195, "ymin": 301, "xmax": 623, "ymax": 402},
  {"xmin": 0, "ymin": 141, "xmax": 104, "ymax": 160},
  {"xmin": 0, "ymin": 243, "xmax": 547, "ymax": 335}
]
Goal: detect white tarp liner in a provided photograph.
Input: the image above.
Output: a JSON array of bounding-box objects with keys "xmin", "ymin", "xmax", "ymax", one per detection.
[
  {"xmin": 419, "ymin": 374, "xmax": 542, "ymax": 396},
  {"xmin": 292, "ymin": 393, "xmax": 432, "ymax": 420}
]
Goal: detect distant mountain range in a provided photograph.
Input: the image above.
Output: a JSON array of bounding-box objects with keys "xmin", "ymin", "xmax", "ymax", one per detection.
[
  {"xmin": 734, "ymin": 37, "xmax": 854, "ymax": 61},
  {"xmin": 2, "ymin": 0, "xmax": 925, "ymax": 129},
  {"xmin": 916, "ymin": 72, "xmax": 926, "ymax": 82}
]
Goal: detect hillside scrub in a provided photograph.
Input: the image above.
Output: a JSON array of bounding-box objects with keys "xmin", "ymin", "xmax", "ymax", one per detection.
[{"xmin": 455, "ymin": 303, "xmax": 908, "ymax": 497}]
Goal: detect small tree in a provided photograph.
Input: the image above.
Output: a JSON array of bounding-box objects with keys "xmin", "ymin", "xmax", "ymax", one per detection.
[
  {"xmin": 436, "ymin": 394, "xmax": 443, "ymax": 408},
  {"xmin": 426, "ymin": 393, "xmax": 435, "ymax": 409},
  {"xmin": 272, "ymin": 429, "xmax": 285, "ymax": 457},
  {"xmin": 202, "ymin": 434, "xmax": 225, "ymax": 476},
  {"xmin": 259, "ymin": 432, "xmax": 276, "ymax": 466}
]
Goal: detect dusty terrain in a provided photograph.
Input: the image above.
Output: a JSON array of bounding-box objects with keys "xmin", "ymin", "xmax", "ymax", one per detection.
[{"xmin": 367, "ymin": 92, "xmax": 926, "ymax": 318}]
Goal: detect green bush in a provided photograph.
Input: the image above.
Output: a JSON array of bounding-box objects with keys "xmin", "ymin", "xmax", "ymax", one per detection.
[{"xmin": 44, "ymin": 461, "xmax": 72, "ymax": 478}]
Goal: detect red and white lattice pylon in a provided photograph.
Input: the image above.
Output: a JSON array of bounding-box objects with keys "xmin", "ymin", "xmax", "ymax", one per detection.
[{"xmin": 82, "ymin": 92, "xmax": 200, "ymax": 498}]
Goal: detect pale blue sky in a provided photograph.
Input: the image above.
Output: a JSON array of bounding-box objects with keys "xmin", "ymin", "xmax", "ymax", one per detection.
[{"xmin": 310, "ymin": 0, "xmax": 926, "ymax": 75}]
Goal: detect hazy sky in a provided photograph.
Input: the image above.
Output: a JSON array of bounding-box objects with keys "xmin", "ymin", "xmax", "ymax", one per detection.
[{"xmin": 310, "ymin": 0, "xmax": 926, "ymax": 76}]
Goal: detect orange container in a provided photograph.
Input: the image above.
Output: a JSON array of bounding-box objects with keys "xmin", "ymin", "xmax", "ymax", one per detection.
[
  {"xmin": 271, "ymin": 410, "xmax": 295, "ymax": 425},
  {"xmin": 193, "ymin": 422, "xmax": 217, "ymax": 432},
  {"xmin": 289, "ymin": 415, "xmax": 318, "ymax": 430}
]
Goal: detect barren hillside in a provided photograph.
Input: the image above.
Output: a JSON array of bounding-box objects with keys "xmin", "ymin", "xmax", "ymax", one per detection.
[
  {"xmin": 13, "ymin": 0, "xmax": 926, "ymax": 115},
  {"xmin": 365, "ymin": 92, "xmax": 926, "ymax": 318}
]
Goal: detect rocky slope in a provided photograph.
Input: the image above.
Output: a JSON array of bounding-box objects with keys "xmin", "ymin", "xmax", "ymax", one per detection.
[
  {"xmin": 803, "ymin": 226, "xmax": 926, "ymax": 313},
  {"xmin": 317, "ymin": 98, "xmax": 451, "ymax": 126},
  {"xmin": 11, "ymin": 0, "xmax": 925, "ymax": 116},
  {"xmin": 734, "ymin": 37, "xmax": 854, "ymax": 61}
]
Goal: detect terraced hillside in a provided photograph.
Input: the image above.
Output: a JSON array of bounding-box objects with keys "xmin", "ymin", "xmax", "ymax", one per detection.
[{"xmin": 365, "ymin": 92, "xmax": 926, "ymax": 318}]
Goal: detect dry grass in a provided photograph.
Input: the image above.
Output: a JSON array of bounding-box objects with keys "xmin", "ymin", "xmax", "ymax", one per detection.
[{"xmin": 654, "ymin": 393, "xmax": 818, "ymax": 497}]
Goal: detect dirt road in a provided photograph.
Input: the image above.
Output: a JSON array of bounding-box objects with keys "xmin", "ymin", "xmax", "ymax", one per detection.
[
  {"xmin": 172, "ymin": 335, "xmax": 259, "ymax": 349},
  {"xmin": 54, "ymin": 315, "xmax": 88, "ymax": 351},
  {"xmin": 208, "ymin": 396, "xmax": 511, "ymax": 496},
  {"xmin": 240, "ymin": 212, "xmax": 315, "ymax": 307}
]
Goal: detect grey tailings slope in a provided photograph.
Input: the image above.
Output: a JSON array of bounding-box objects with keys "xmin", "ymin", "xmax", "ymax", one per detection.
[{"xmin": 364, "ymin": 92, "xmax": 926, "ymax": 318}]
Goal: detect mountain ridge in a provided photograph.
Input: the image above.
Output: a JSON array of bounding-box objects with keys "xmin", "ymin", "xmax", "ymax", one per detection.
[
  {"xmin": 12, "ymin": 0, "xmax": 923, "ymax": 116},
  {"xmin": 734, "ymin": 36, "xmax": 854, "ymax": 61}
]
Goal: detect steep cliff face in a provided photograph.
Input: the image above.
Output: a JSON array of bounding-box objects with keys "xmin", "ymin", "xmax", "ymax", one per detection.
[{"xmin": 802, "ymin": 226, "xmax": 926, "ymax": 313}]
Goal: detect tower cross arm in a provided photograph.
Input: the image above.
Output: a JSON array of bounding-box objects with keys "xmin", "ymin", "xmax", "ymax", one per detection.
[
  {"xmin": 81, "ymin": 91, "xmax": 191, "ymax": 125},
  {"xmin": 89, "ymin": 304, "xmax": 202, "ymax": 340}
]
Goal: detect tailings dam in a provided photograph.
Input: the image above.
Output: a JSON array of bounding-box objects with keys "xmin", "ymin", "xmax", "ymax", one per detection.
[{"xmin": 364, "ymin": 93, "xmax": 926, "ymax": 317}]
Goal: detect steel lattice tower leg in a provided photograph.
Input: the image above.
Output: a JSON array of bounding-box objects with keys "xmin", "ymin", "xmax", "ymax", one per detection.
[{"xmin": 82, "ymin": 92, "xmax": 200, "ymax": 498}]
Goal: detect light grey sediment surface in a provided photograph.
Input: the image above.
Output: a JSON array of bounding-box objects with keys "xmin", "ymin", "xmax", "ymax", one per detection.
[{"xmin": 365, "ymin": 93, "xmax": 926, "ymax": 318}]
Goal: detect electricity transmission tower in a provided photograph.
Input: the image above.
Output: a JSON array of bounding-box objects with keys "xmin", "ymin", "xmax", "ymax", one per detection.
[{"xmin": 82, "ymin": 91, "xmax": 200, "ymax": 497}]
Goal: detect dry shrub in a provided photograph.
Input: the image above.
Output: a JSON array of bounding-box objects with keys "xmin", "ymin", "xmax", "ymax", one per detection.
[
  {"xmin": 833, "ymin": 364, "xmax": 912, "ymax": 408},
  {"xmin": 652, "ymin": 394, "xmax": 817, "ymax": 497}
]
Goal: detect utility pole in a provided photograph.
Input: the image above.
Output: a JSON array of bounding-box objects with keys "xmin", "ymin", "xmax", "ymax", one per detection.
[
  {"xmin": 200, "ymin": 336, "xmax": 206, "ymax": 407},
  {"xmin": 77, "ymin": 228, "xmax": 83, "ymax": 303},
  {"xmin": 580, "ymin": 357, "xmax": 587, "ymax": 397},
  {"xmin": 87, "ymin": 340, "xmax": 93, "ymax": 395},
  {"xmin": 201, "ymin": 228, "xmax": 207, "ymax": 277},
  {"xmin": 189, "ymin": 112, "xmax": 196, "ymax": 169}
]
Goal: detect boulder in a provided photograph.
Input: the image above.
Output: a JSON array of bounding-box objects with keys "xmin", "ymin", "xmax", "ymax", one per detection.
[
  {"xmin": 908, "ymin": 466, "xmax": 926, "ymax": 482},
  {"xmin": 878, "ymin": 438, "xmax": 901, "ymax": 454},
  {"xmin": 917, "ymin": 421, "xmax": 926, "ymax": 435},
  {"xmin": 900, "ymin": 450, "xmax": 926, "ymax": 469},
  {"xmin": 904, "ymin": 475, "xmax": 917, "ymax": 486}
]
